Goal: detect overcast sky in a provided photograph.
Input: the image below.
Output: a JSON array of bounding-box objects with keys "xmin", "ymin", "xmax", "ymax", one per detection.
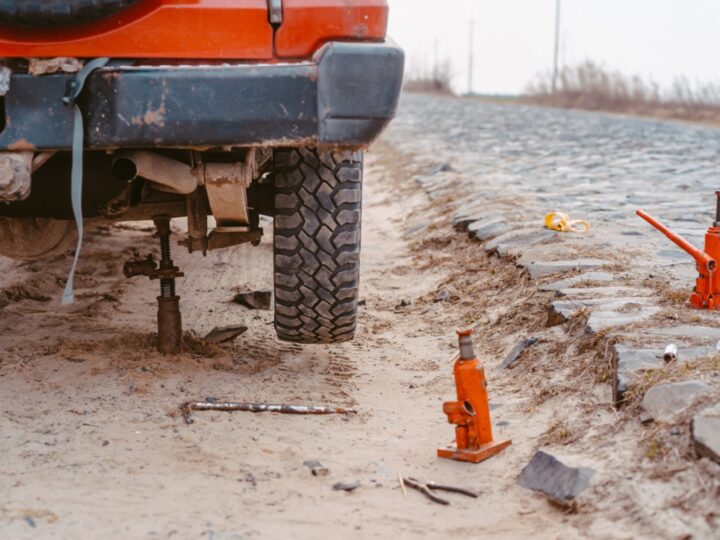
[{"xmin": 388, "ymin": 0, "xmax": 720, "ymax": 95}]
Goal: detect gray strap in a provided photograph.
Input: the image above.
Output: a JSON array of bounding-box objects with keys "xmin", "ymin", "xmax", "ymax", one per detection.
[{"xmin": 61, "ymin": 57, "xmax": 109, "ymax": 305}]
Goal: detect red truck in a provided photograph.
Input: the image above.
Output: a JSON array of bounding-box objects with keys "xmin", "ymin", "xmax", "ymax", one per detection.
[{"xmin": 0, "ymin": 0, "xmax": 403, "ymax": 350}]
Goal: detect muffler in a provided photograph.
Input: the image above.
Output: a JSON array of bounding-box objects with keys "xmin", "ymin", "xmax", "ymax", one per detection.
[{"xmin": 112, "ymin": 151, "xmax": 200, "ymax": 195}]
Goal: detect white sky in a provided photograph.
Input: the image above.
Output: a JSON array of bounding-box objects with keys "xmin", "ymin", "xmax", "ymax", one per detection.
[{"xmin": 388, "ymin": 0, "xmax": 720, "ymax": 95}]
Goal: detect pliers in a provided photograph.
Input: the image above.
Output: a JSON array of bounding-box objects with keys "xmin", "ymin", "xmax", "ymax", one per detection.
[{"xmin": 402, "ymin": 477, "xmax": 479, "ymax": 506}]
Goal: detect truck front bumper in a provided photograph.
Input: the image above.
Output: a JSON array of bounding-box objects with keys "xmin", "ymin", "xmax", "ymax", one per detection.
[{"xmin": 0, "ymin": 40, "xmax": 404, "ymax": 151}]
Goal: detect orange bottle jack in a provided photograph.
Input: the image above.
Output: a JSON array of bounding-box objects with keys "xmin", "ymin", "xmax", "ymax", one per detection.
[{"xmin": 437, "ymin": 329, "xmax": 511, "ymax": 463}]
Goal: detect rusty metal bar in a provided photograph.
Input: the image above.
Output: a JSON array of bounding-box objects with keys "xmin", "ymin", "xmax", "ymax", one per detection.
[{"xmin": 181, "ymin": 401, "xmax": 356, "ymax": 424}]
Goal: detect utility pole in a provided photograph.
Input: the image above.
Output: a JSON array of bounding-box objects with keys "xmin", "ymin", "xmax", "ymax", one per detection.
[
  {"xmin": 468, "ymin": 19, "xmax": 475, "ymax": 95},
  {"xmin": 552, "ymin": 0, "xmax": 561, "ymax": 93}
]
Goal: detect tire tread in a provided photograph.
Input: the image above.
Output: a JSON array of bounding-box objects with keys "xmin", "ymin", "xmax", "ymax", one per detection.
[{"xmin": 273, "ymin": 147, "xmax": 362, "ymax": 344}]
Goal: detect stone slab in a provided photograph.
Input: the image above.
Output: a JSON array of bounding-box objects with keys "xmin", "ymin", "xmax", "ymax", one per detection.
[
  {"xmin": 233, "ymin": 289, "xmax": 272, "ymax": 311},
  {"xmin": 644, "ymin": 325, "xmax": 720, "ymax": 341},
  {"xmin": 587, "ymin": 306, "xmax": 661, "ymax": 332},
  {"xmin": 204, "ymin": 325, "xmax": 248, "ymax": 344},
  {"xmin": 527, "ymin": 259, "xmax": 611, "ymax": 279},
  {"xmin": 539, "ymin": 272, "xmax": 616, "ymax": 292},
  {"xmin": 453, "ymin": 209, "xmax": 497, "ymax": 232},
  {"xmin": 499, "ymin": 337, "xmax": 539, "ymax": 369},
  {"xmin": 691, "ymin": 405, "xmax": 720, "ymax": 463},
  {"xmin": 556, "ymin": 286, "xmax": 653, "ymax": 299},
  {"xmin": 548, "ymin": 297, "xmax": 657, "ymax": 326},
  {"xmin": 468, "ymin": 219, "xmax": 513, "ymax": 242},
  {"xmin": 517, "ymin": 451, "xmax": 595, "ymax": 507},
  {"xmin": 493, "ymin": 230, "xmax": 560, "ymax": 257},
  {"xmin": 641, "ymin": 380, "xmax": 713, "ymax": 423}
]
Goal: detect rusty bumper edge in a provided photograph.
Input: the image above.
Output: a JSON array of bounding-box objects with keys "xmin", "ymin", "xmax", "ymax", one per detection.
[{"xmin": 0, "ymin": 40, "xmax": 404, "ymax": 151}]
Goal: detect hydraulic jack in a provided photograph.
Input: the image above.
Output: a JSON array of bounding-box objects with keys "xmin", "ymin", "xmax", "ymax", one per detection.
[
  {"xmin": 637, "ymin": 192, "xmax": 720, "ymax": 309},
  {"xmin": 123, "ymin": 215, "xmax": 184, "ymax": 353},
  {"xmin": 437, "ymin": 329, "xmax": 512, "ymax": 463}
]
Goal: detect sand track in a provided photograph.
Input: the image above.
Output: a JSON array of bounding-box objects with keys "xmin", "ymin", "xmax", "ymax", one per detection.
[{"xmin": 0, "ymin": 144, "xmax": 715, "ymax": 539}]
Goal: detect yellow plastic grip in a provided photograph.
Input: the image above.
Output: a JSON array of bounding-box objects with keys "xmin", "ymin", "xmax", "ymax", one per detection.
[{"xmin": 544, "ymin": 212, "xmax": 590, "ymax": 233}]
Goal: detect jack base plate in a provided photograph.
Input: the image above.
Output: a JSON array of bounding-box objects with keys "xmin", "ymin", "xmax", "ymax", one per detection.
[{"xmin": 437, "ymin": 439, "xmax": 512, "ymax": 463}]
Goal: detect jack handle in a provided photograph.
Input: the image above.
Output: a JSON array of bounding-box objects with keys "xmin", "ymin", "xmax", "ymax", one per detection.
[{"xmin": 636, "ymin": 209, "xmax": 716, "ymax": 272}]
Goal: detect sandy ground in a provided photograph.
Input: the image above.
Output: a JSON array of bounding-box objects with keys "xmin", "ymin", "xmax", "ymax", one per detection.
[{"xmin": 0, "ymin": 145, "xmax": 717, "ymax": 539}]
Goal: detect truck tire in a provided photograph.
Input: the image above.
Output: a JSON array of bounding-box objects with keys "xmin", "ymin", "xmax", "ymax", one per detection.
[
  {"xmin": 273, "ymin": 148, "xmax": 362, "ymax": 344},
  {"xmin": 0, "ymin": 0, "xmax": 139, "ymax": 27}
]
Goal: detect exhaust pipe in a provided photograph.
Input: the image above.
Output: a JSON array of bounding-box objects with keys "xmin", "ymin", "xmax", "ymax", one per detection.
[{"xmin": 112, "ymin": 151, "xmax": 200, "ymax": 195}]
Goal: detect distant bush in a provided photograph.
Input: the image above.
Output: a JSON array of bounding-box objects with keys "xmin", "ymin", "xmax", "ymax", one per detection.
[
  {"xmin": 403, "ymin": 58, "xmax": 454, "ymax": 95},
  {"xmin": 525, "ymin": 61, "xmax": 720, "ymax": 123}
]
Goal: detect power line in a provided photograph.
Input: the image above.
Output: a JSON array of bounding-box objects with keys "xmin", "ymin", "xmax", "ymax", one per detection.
[
  {"xmin": 552, "ymin": 0, "xmax": 561, "ymax": 93},
  {"xmin": 468, "ymin": 19, "xmax": 475, "ymax": 95}
]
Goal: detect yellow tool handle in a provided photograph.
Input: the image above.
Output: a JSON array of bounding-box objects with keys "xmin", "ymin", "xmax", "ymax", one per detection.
[{"xmin": 544, "ymin": 212, "xmax": 589, "ymax": 233}]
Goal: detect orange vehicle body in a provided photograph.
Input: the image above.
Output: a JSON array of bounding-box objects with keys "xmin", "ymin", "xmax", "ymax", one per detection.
[{"xmin": 0, "ymin": 0, "xmax": 389, "ymax": 59}]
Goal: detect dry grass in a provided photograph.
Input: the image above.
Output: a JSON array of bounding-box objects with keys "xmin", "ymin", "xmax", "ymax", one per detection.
[
  {"xmin": 403, "ymin": 58, "xmax": 454, "ymax": 95},
  {"xmin": 525, "ymin": 61, "xmax": 720, "ymax": 124},
  {"xmin": 539, "ymin": 419, "xmax": 577, "ymax": 446}
]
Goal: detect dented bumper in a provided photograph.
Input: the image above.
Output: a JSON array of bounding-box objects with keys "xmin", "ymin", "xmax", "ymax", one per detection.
[{"xmin": 0, "ymin": 40, "xmax": 404, "ymax": 151}]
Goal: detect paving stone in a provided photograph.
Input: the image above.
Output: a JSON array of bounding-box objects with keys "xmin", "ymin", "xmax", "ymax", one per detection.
[
  {"xmin": 332, "ymin": 481, "xmax": 361, "ymax": 492},
  {"xmin": 204, "ymin": 325, "xmax": 248, "ymax": 344},
  {"xmin": 484, "ymin": 228, "xmax": 548, "ymax": 252},
  {"xmin": 233, "ymin": 289, "xmax": 272, "ymax": 310},
  {"xmin": 612, "ymin": 346, "xmax": 662, "ymax": 404},
  {"xmin": 499, "ymin": 337, "xmax": 539, "ymax": 369},
  {"xmin": 468, "ymin": 219, "xmax": 513, "ymax": 241},
  {"xmin": 539, "ymin": 272, "xmax": 616, "ymax": 292},
  {"xmin": 427, "ymin": 162, "xmax": 455, "ymax": 175},
  {"xmin": 556, "ymin": 286, "xmax": 652, "ymax": 299},
  {"xmin": 517, "ymin": 450, "xmax": 595, "ymax": 507},
  {"xmin": 548, "ymin": 297, "xmax": 657, "ymax": 326},
  {"xmin": 303, "ymin": 459, "xmax": 330, "ymax": 476},
  {"xmin": 612, "ymin": 342, "xmax": 718, "ymax": 405},
  {"xmin": 691, "ymin": 405, "xmax": 720, "ymax": 463},
  {"xmin": 641, "ymin": 380, "xmax": 713, "ymax": 423},
  {"xmin": 644, "ymin": 325, "xmax": 720, "ymax": 341},
  {"xmin": 485, "ymin": 229, "xmax": 559, "ymax": 256},
  {"xmin": 527, "ymin": 259, "xmax": 611, "ymax": 279},
  {"xmin": 586, "ymin": 306, "xmax": 661, "ymax": 332},
  {"xmin": 453, "ymin": 208, "xmax": 497, "ymax": 232}
]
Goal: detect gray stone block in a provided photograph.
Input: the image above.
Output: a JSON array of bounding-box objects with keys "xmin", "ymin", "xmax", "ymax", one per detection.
[
  {"xmin": 539, "ymin": 272, "xmax": 615, "ymax": 292},
  {"xmin": 499, "ymin": 337, "xmax": 539, "ymax": 369},
  {"xmin": 613, "ymin": 346, "xmax": 665, "ymax": 405},
  {"xmin": 645, "ymin": 325, "xmax": 720, "ymax": 341},
  {"xmin": 556, "ymin": 286, "xmax": 653, "ymax": 299},
  {"xmin": 233, "ymin": 289, "xmax": 272, "ymax": 310},
  {"xmin": 527, "ymin": 259, "xmax": 611, "ymax": 279},
  {"xmin": 641, "ymin": 380, "xmax": 713, "ymax": 423},
  {"xmin": 488, "ymin": 229, "xmax": 559, "ymax": 257},
  {"xmin": 691, "ymin": 406, "xmax": 720, "ymax": 463},
  {"xmin": 587, "ymin": 306, "xmax": 661, "ymax": 332},
  {"xmin": 453, "ymin": 209, "xmax": 496, "ymax": 232},
  {"xmin": 468, "ymin": 219, "xmax": 512, "ymax": 241},
  {"xmin": 548, "ymin": 297, "xmax": 657, "ymax": 327},
  {"xmin": 517, "ymin": 451, "xmax": 595, "ymax": 507},
  {"xmin": 204, "ymin": 325, "xmax": 248, "ymax": 344}
]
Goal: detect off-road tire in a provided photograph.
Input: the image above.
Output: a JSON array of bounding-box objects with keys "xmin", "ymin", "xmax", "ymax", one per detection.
[
  {"xmin": 0, "ymin": 0, "xmax": 139, "ymax": 27},
  {"xmin": 273, "ymin": 148, "xmax": 362, "ymax": 344}
]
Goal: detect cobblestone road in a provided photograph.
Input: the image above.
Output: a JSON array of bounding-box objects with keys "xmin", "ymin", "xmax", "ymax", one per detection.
[
  {"xmin": 388, "ymin": 94, "xmax": 720, "ymax": 274},
  {"xmin": 382, "ymin": 94, "xmax": 720, "ymax": 462}
]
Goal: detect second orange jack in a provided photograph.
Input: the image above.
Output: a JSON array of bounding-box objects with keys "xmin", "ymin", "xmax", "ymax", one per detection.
[{"xmin": 438, "ymin": 329, "xmax": 511, "ymax": 463}]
